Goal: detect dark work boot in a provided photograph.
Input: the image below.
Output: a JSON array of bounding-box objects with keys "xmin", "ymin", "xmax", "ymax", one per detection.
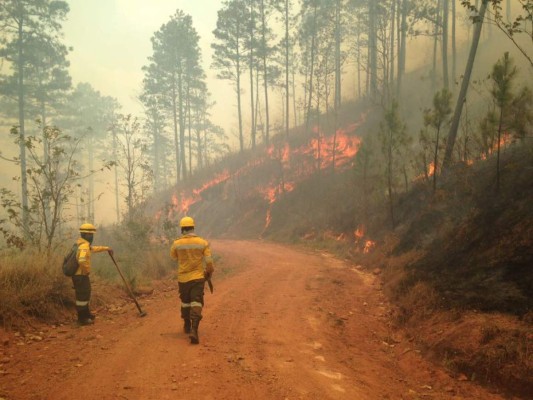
[
  {"xmin": 181, "ymin": 306, "xmax": 191, "ymax": 334},
  {"xmin": 183, "ymin": 318, "xmax": 191, "ymax": 334},
  {"xmin": 189, "ymin": 320, "xmax": 200, "ymax": 344},
  {"xmin": 77, "ymin": 307, "xmax": 94, "ymax": 326}
]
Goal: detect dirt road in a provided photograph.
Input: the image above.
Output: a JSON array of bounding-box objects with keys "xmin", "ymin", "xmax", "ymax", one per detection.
[{"xmin": 0, "ymin": 240, "xmax": 505, "ymax": 399}]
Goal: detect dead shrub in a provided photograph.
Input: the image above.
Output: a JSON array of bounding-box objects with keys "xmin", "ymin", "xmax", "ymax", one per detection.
[{"xmin": 395, "ymin": 281, "xmax": 440, "ymax": 324}]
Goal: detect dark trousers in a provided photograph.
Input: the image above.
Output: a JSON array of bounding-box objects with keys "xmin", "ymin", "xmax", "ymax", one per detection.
[
  {"xmin": 72, "ymin": 275, "xmax": 91, "ymax": 320},
  {"xmin": 178, "ymin": 279, "xmax": 205, "ymax": 323}
]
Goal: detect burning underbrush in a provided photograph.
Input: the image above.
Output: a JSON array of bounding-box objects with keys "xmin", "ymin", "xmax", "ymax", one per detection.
[{"xmin": 148, "ymin": 110, "xmax": 368, "ymax": 242}]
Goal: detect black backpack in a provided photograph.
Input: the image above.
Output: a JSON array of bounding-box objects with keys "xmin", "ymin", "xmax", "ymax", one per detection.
[{"xmin": 62, "ymin": 243, "xmax": 79, "ymax": 277}]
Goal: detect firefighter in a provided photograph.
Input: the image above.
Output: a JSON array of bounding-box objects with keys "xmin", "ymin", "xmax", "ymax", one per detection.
[
  {"xmin": 73, "ymin": 223, "xmax": 113, "ymax": 326},
  {"xmin": 170, "ymin": 216, "xmax": 215, "ymax": 344}
]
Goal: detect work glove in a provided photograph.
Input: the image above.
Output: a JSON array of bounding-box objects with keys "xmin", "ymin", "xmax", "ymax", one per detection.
[
  {"xmin": 206, "ymin": 264, "xmax": 214, "ymax": 276},
  {"xmin": 108, "ymin": 248, "xmax": 114, "ymax": 257}
]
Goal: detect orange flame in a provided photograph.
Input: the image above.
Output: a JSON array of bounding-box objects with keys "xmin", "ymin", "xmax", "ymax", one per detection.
[
  {"xmin": 353, "ymin": 225, "xmax": 376, "ymax": 253},
  {"xmin": 428, "ymin": 162, "xmax": 435, "ymax": 176},
  {"xmin": 363, "ymin": 240, "xmax": 376, "ymax": 253},
  {"xmin": 265, "ymin": 209, "xmax": 272, "ymax": 229},
  {"xmin": 168, "ymin": 171, "xmax": 231, "ymax": 217},
  {"xmin": 262, "ymin": 181, "xmax": 295, "ymax": 204},
  {"xmin": 262, "ymin": 181, "xmax": 295, "ymax": 229},
  {"xmin": 306, "ymin": 130, "xmax": 362, "ymax": 170},
  {"xmin": 192, "ymin": 170, "xmax": 230, "ymax": 196}
]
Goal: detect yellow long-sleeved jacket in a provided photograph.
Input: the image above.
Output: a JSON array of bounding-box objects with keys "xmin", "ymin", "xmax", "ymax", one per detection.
[
  {"xmin": 75, "ymin": 237, "xmax": 111, "ymax": 275},
  {"xmin": 170, "ymin": 233, "xmax": 214, "ymax": 283}
]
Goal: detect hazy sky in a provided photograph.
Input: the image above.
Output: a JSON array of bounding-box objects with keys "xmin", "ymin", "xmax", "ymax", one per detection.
[{"xmin": 63, "ymin": 0, "xmax": 234, "ymax": 140}]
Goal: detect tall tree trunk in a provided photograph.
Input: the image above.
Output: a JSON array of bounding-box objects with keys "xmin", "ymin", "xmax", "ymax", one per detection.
[
  {"xmin": 285, "ymin": 0, "xmax": 290, "ymax": 139},
  {"xmin": 292, "ymin": 58, "xmax": 298, "ymax": 128},
  {"xmin": 88, "ymin": 137, "xmax": 95, "ymax": 221},
  {"xmin": 17, "ymin": 17, "xmax": 29, "ymax": 233},
  {"xmin": 112, "ymin": 129, "xmax": 120, "ymax": 223},
  {"xmin": 254, "ymin": 65, "xmax": 261, "ymax": 140},
  {"xmin": 178, "ymin": 69, "xmax": 187, "ymax": 179},
  {"xmin": 452, "ymin": 0, "xmax": 457, "ymax": 84},
  {"xmin": 315, "ymin": 85, "xmax": 321, "ymax": 172},
  {"xmin": 397, "ymin": 0, "xmax": 407, "ymax": 94},
  {"xmin": 357, "ymin": 29, "xmax": 362, "ymax": 98},
  {"xmin": 236, "ymin": 40, "xmax": 244, "ymax": 153},
  {"xmin": 442, "ymin": 0, "xmax": 450, "ymax": 89},
  {"xmin": 387, "ymin": 142, "xmax": 395, "ymax": 229},
  {"xmin": 41, "ymin": 99, "xmax": 51, "ymax": 226},
  {"xmin": 443, "ymin": 0, "xmax": 489, "ymax": 171},
  {"xmin": 368, "ymin": 0, "xmax": 378, "ymax": 94},
  {"xmin": 333, "ymin": 0, "xmax": 341, "ymax": 172},
  {"xmin": 152, "ymin": 111, "xmax": 160, "ymax": 193},
  {"xmin": 249, "ymin": 0, "xmax": 256, "ymax": 149},
  {"xmin": 335, "ymin": 0, "xmax": 341, "ymax": 110},
  {"xmin": 171, "ymin": 75, "xmax": 180, "ymax": 185},
  {"xmin": 432, "ymin": 0, "xmax": 442, "ymax": 91},
  {"xmin": 187, "ymin": 80, "xmax": 192, "ymax": 177},
  {"xmin": 195, "ymin": 107, "xmax": 203, "ymax": 169},
  {"xmin": 496, "ymin": 106, "xmax": 503, "ymax": 192},
  {"xmin": 390, "ymin": 0, "xmax": 396, "ymax": 94},
  {"xmin": 305, "ymin": 2, "xmax": 318, "ymax": 136},
  {"xmin": 260, "ymin": 0, "xmax": 270, "ymax": 146}
]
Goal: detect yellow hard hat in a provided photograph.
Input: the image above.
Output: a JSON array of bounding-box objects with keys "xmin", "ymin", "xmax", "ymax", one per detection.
[
  {"xmin": 79, "ymin": 223, "xmax": 97, "ymax": 233},
  {"xmin": 179, "ymin": 216, "xmax": 195, "ymax": 228}
]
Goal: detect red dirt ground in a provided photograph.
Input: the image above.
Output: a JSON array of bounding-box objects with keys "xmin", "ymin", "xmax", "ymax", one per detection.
[{"xmin": 0, "ymin": 240, "xmax": 507, "ymax": 399}]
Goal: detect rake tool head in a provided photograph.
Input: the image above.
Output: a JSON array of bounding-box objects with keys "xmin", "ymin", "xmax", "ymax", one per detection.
[{"xmin": 139, "ymin": 311, "xmax": 147, "ymax": 317}]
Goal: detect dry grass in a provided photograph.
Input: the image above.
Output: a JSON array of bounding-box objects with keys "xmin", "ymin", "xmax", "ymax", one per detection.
[
  {"xmin": 0, "ymin": 242, "xmax": 176, "ymax": 330},
  {"xmin": 0, "ymin": 251, "xmax": 72, "ymax": 329},
  {"xmin": 403, "ymin": 311, "xmax": 533, "ymax": 397}
]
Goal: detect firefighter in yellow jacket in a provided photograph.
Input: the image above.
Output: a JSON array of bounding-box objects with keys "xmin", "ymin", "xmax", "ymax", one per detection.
[
  {"xmin": 170, "ymin": 216, "xmax": 214, "ymax": 344},
  {"xmin": 74, "ymin": 223, "xmax": 113, "ymax": 326}
]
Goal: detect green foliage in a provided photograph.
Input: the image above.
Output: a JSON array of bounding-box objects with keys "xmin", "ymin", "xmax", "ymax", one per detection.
[
  {"xmin": 0, "ymin": 123, "xmax": 115, "ymax": 252},
  {"xmin": 0, "ymin": 124, "xmax": 82, "ymax": 251},
  {"xmin": 490, "ymin": 52, "xmax": 517, "ymax": 110},
  {"xmin": 142, "ymin": 9, "xmax": 206, "ymax": 180}
]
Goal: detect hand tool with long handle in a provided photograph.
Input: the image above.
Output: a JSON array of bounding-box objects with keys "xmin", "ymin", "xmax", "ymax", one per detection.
[
  {"xmin": 206, "ymin": 276, "xmax": 214, "ymax": 294},
  {"xmin": 108, "ymin": 252, "xmax": 147, "ymax": 317}
]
